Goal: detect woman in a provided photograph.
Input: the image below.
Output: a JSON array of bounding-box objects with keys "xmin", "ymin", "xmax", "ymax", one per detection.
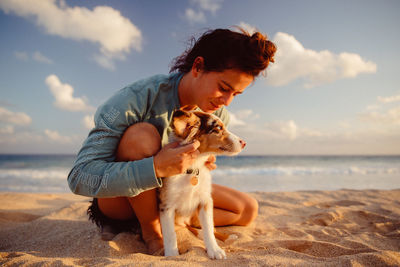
[{"xmin": 68, "ymin": 27, "xmax": 276, "ymax": 254}]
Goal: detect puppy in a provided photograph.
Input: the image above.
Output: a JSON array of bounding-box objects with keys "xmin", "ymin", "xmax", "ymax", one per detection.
[{"xmin": 159, "ymin": 107, "xmax": 245, "ymax": 259}]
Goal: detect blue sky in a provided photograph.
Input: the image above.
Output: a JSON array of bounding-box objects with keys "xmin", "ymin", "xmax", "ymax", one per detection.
[{"xmin": 0, "ymin": 0, "xmax": 399, "ymax": 155}]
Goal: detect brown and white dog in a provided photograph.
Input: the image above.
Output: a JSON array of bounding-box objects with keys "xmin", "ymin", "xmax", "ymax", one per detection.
[{"xmin": 159, "ymin": 107, "xmax": 245, "ymax": 259}]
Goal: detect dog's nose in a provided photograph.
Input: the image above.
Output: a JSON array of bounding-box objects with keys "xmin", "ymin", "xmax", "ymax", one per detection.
[{"xmin": 239, "ymin": 139, "xmax": 246, "ymax": 149}]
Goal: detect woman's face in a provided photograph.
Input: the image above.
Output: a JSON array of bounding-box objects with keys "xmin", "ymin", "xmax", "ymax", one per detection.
[{"xmin": 193, "ymin": 69, "xmax": 253, "ymax": 113}]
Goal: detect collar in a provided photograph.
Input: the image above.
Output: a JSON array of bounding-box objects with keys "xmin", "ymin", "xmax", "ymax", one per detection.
[{"xmin": 186, "ymin": 168, "xmax": 200, "ymax": 176}]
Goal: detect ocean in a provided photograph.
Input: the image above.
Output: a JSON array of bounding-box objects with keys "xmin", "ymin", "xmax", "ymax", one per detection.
[{"xmin": 0, "ymin": 154, "xmax": 399, "ymax": 193}]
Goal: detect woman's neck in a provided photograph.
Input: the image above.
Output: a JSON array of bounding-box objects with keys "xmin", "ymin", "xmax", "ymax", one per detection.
[{"xmin": 178, "ymin": 73, "xmax": 196, "ymax": 108}]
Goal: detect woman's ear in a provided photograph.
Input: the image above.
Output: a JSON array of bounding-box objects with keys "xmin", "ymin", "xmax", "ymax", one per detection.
[{"xmin": 191, "ymin": 56, "xmax": 204, "ymax": 77}]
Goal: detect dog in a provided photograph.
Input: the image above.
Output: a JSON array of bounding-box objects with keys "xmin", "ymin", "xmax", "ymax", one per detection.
[{"xmin": 158, "ymin": 107, "xmax": 246, "ymax": 259}]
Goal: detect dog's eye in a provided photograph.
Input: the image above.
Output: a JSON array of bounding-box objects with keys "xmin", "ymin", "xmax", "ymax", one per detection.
[{"xmin": 209, "ymin": 125, "xmax": 223, "ymax": 134}]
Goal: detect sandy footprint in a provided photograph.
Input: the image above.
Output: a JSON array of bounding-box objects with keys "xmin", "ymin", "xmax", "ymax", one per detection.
[
  {"xmin": 306, "ymin": 210, "xmax": 344, "ymax": 226},
  {"xmin": 273, "ymin": 239, "xmax": 376, "ymax": 258}
]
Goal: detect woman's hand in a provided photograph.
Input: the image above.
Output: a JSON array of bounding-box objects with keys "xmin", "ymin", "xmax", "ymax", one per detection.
[
  {"xmin": 205, "ymin": 155, "xmax": 217, "ymax": 171},
  {"xmin": 153, "ymin": 141, "xmax": 200, "ymax": 178}
]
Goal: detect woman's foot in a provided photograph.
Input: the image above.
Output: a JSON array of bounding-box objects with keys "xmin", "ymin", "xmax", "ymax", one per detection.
[
  {"xmin": 144, "ymin": 235, "xmax": 164, "ymax": 255},
  {"xmin": 100, "ymin": 224, "xmax": 119, "ymax": 241},
  {"xmin": 141, "ymin": 222, "xmax": 164, "ymax": 255}
]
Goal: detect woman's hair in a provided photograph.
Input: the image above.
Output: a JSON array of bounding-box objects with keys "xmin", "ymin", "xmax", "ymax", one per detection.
[{"xmin": 169, "ymin": 27, "xmax": 277, "ymax": 77}]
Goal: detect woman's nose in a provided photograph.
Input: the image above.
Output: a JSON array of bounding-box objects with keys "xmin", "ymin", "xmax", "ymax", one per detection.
[{"xmin": 220, "ymin": 93, "xmax": 234, "ymax": 106}]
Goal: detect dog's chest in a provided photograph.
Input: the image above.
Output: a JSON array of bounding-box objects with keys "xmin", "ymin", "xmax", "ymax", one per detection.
[{"xmin": 159, "ymin": 163, "xmax": 212, "ymax": 217}]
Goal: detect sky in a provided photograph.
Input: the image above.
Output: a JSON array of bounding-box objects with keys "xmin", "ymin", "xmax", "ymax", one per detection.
[{"xmin": 0, "ymin": 0, "xmax": 399, "ymax": 155}]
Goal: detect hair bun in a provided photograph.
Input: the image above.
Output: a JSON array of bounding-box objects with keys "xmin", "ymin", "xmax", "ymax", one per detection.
[
  {"xmin": 265, "ymin": 40, "xmax": 276, "ymax": 63},
  {"xmin": 249, "ymin": 32, "xmax": 276, "ymax": 64}
]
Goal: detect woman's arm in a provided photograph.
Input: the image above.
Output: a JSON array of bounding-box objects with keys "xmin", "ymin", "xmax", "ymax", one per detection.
[{"xmin": 68, "ymin": 86, "xmax": 162, "ymax": 198}]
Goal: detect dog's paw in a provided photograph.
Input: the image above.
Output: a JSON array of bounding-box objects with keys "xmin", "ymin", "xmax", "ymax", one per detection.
[
  {"xmin": 164, "ymin": 248, "xmax": 179, "ymax": 257},
  {"xmin": 207, "ymin": 246, "xmax": 226, "ymax": 260}
]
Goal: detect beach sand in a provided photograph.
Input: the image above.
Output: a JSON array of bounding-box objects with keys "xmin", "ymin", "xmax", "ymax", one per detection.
[{"xmin": 0, "ymin": 189, "xmax": 399, "ymax": 266}]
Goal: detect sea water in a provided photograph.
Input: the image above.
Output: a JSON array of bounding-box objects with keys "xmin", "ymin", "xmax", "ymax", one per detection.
[{"xmin": 0, "ymin": 154, "xmax": 399, "ymax": 193}]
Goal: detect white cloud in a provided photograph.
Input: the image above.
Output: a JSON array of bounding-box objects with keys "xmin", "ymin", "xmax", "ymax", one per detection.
[
  {"xmin": 184, "ymin": 0, "xmax": 222, "ymax": 24},
  {"xmin": 44, "ymin": 129, "xmax": 72, "ymax": 143},
  {"xmin": 32, "ymin": 51, "xmax": 53, "ymax": 64},
  {"xmin": 267, "ymin": 32, "xmax": 377, "ymax": 88},
  {"xmin": 359, "ymin": 93, "xmax": 400, "ymax": 126},
  {"xmin": 14, "ymin": 50, "xmax": 53, "ymax": 64},
  {"xmin": 82, "ymin": 115, "xmax": 95, "ymax": 130},
  {"xmin": 299, "ymin": 127, "xmax": 325, "ymax": 138},
  {"xmin": 228, "ymin": 117, "xmax": 400, "ymax": 155},
  {"xmin": 235, "ymin": 109, "xmax": 260, "ymax": 120},
  {"xmin": 0, "ymin": 125, "xmax": 14, "ymax": 134},
  {"xmin": 366, "ymin": 104, "xmax": 380, "ymax": 111},
  {"xmin": 228, "ymin": 113, "xmax": 246, "ymax": 127},
  {"xmin": 191, "ymin": 0, "xmax": 222, "ymax": 14},
  {"xmin": 45, "ymin": 74, "xmax": 94, "ymax": 112},
  {"xmin": 264, "ymin": 120, "xmax": 298, "ymax": 140},
  {"xmin": 0, "ymin": 106, "xmax": 32, "ymax": 125},
  {"xmin": 228, "ymin": 109, "xmax": 261, "ymax": 128},
  {"xmin": 378, "ymin": 94, "xmax": 400, "ymax": 104},
  {"xmin": 0, "ymin": 0, "xmax": 142, "ymax": 70},
  {"xmin": 0, "ymin": 126, "xmax": 84, "ymax": 153},
  {"xmin": 93, "ymin": 53, "xmax": 116, "ymax": 71},
  {"xmin": 359, "ymin": 106, "xmax": 400, "ymax": 125},
  {"xmin": 184, "ymin": 8, "xmax": 206, "ymax": 24}
]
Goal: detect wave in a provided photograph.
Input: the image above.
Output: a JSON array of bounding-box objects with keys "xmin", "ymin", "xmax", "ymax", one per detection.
[
  {"xmin": 0, "ymin": 168, "xmax": 69, "ymax": 180},
  {"xmin": 0, "ymin": 168, "xmax": 70, "ymax": 192},
  {"xmin": 212, "ymin": 166, "xmax": 400, "ymax": 176}
]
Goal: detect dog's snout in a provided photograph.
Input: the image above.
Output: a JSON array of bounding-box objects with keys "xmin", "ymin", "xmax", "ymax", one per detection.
[{"xmin": 239, "ymin": 139, "xmax": 246, "ymax": 149}]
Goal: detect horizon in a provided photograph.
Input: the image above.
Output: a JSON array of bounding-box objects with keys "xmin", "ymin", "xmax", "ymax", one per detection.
[{"xmin": 1, "ymin": 153, "xmax": 399, "ymax": 157}]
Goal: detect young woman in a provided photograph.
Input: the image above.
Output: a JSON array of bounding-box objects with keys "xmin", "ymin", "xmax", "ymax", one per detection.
[{"xmin": 68, "ymin": 27, "xmax": 276, "ymax": 254}]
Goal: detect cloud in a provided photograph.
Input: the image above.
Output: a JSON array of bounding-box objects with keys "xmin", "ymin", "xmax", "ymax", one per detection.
[
  {"xmin": 359, "ymin": 93, "xmax": 400, "ymax": 125},
  {"xmin": 45, "ymin": 74, "xmax": 94, "ymax": 112},
  {"xmin": 191, "ymin": 0, "xmax": 222, "ymax": 14},
  {"xmin": 228, "ymin": 113, "xmax": 246, "ymax": 127},
  {"xmin": 32, "ymin": 51, "xmax": 53, "ymax": 64},
  {"xmin": 0, "ymin": 125, "xmax": 83, "ymax": 153},
  {"xmin": 184, "ymin": 8, "xmax": 206, "ymax": 24},
  {"xmin": 264, "ymin": 120, "xmax": 298, "ymax": 140},
  {"xmin": 228, "ymin": 109, "xmax": 261, "ymax": 128},
  {"xmin": 82, "ymin": 115, "xmax": 95, "ymax": 130},
  {"xmin": 0, "ymin": 0, "xmax": 142, "ymax": 70},
  {"xmin": 0, "ymin": 106, "xmax": 32, "ymax": 125},
  {"xmin": 235, "ymin": 109, "xmax": 260, "ymax": 120},
  {"xmin": 228, "ymin": 116, "xmax": 400, "ymax": 155},
  {"xmin": 359, "ymin": 106, "xmax": 400, "ymax": 125},
  {"xmin": 378, "ymin": 94, "xmax": 400, "ymax": 104},
  {"xmin": 267, "ymin": 32, "xmax": 377, "ymax": 88},
  {"xmin": 184, "ymin": 0, "xmax": 222, "ymax": 24},
  {"xmin": 44, "ymin": 129, "xmax": 72, "ymax": 143},
  {"xmin": 0, "ymin": 125, "xmax": 14, "ymax": 134},
  {"xmin": 15, "ymin": 50, "xmax": 53, "ymax": 64}
]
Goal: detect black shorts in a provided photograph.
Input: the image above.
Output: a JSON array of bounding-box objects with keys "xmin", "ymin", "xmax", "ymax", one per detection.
[{"xmin": 87, "ymin": 198, "xmax": 141, "ymax": 235}]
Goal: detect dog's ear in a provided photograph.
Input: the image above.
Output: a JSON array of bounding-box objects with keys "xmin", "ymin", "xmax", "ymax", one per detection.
[
  {"xmin": 172, "ymin": 109, "xmax": 200, "ymax": 140},
  {"xmin": 181, "ymin": 105, "xmax": 196, "ymax": 111}
]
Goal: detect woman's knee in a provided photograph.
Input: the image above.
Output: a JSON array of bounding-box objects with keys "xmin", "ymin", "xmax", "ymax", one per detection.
[
  {"xmin": 238, "ymin": 195, "xmax": 259, "ymax": 226},
  {"xmin": 116, "ymin": 122, "xmax": 161, "ymax": 161}
]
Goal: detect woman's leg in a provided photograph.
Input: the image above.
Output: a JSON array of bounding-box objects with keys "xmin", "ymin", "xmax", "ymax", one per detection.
[
  {"xmin": 211, "ymin": 184, "xmax": 259, "ymax": 226},
  {"xmin": 97, "ymin": 122, "xmax": 163, "ymax": 254}
]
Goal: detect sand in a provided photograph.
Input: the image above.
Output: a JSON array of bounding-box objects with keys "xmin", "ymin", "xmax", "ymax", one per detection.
[{"xmin": 0, "ymin": 189, "xmax": 399, "ymax": 266}]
